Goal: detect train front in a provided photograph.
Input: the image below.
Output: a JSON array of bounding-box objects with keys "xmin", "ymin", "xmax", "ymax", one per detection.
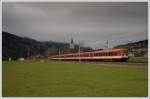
[{"xmin": 120, "ymin": 49, "xmax": 129, "ymax": 62}]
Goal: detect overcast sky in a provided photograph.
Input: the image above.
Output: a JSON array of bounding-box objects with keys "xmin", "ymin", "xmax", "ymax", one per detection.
[{"xmin": 2, "ymin": 2, "xmax": 148, "ymax": 49}]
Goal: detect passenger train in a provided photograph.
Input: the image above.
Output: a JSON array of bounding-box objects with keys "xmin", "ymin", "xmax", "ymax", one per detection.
[{"xmin": 50, "ymin": 48, "xmax": 129, "ymax": 62}]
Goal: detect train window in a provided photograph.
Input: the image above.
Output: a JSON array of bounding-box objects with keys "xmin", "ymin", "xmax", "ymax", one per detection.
[
  {"xmin": 112, "ymin": 52, "xmax": 117, "ymax": 56},
  {"xmin": 107, "ymin": 53, "xmax": 109, "ymax": 56},
  {"xmin": 92, "ymin": 53, "xmax": 94, "ymax": 57},
  {"xmin": 106, "ymin": 53, "xmax": 108, "ymax": 56},
  {"xmin": 85, "ymin": 54, "xmax": 89, "ymax": 57},
  {"xmin": 109, "ymin": 53, "xmax": 112, "ymax": 56},
  {"xmin": 95, "ymin": 53, "xmax": 99, "ymax": 56},
  {"xmin": 103, "ymin": 53, "xmax": 105, "ymax": 56},
  {"xmin": 91, "ymin": 53, "xmax": 94, "ymax": 57},
  {"xmin": 122, "ymin": 50, "xmax": 128, "ymax": 54},
  {"xmin": 112, "ymin": 53, "xmax": 114, "ymax": 56},
  {"xmin": 81, "ymin": 54, "xmax": 88, "ymax": 57},
  {"xmin": 110, "ymin": 53, "xmax": 112, "ymax": 56},
  {"xmin": 111, "ymin": 53, "xmax": 113, "ymax": 56},
  {"xmin": 100, "ymin": 53, "xmax": 102, "ymax": 56}
]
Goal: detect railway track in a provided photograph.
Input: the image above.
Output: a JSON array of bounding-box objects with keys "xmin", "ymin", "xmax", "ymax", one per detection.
[{"xmin": 51, "ymin": 60, "xmax": 147, "ymax": 64}]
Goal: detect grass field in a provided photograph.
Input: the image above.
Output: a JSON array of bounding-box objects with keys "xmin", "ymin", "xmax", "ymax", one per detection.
[
  {"xmin": 3, "ymin": 60, "xmax": 148, "ymax": 97},
  {"xmin": 128, "ymin": 57, "xmax": 148, "ymax": 63}
]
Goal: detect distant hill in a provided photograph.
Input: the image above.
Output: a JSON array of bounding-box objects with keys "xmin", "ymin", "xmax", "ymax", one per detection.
[
  {"xmin": 3, "ymin": 31, "xmax": 49, "ymax": 60},
  {"xmin": 114, "ymin": 40, "xmax": 148, "ymax": 57},
  {"xmin": 2, "ymin": 31, "xmax": 92, "ymax": 60}
]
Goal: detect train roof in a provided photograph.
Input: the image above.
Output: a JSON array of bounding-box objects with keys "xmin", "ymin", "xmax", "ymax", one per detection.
[
  {"xmin": 52, "ymin": 48, "xmax": 128, "ymax": 57},
  {"xmin": 80, "ymin": 48, "xmax": 128, "ymax": 54}
]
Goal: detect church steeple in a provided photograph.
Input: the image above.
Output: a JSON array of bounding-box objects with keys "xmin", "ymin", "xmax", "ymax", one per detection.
[
  {"xmin": 71, "ymin": 38, "xmax": 74, "ymax": 43},
  {"xmin": 69, "ymin": 37, "xmax": 75, "ymax": 49}
]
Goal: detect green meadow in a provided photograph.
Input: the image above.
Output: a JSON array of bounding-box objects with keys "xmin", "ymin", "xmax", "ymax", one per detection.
[{"xmin": 3, "ymin": 60, "xmax": 148, "ymax": 97}]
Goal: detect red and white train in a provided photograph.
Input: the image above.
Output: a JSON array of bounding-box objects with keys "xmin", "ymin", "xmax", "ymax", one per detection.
[{"xmin": 50, "ymin": 48, "xmax": 129, "ymax": 62}]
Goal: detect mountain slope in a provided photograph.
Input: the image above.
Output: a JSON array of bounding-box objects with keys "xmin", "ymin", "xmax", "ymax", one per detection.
[
  {"xmin": 2, "ymin": 31, "xmax": 92, "ymax": 60},
  {"xmin": 3, "ymin": 31, "xmax": 49, "ymax": 59}
]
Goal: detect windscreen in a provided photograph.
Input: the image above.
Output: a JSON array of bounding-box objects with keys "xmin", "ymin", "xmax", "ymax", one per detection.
[{"xmin": 122, "ymin": 50, "xmax": 128, "ymax": 54}]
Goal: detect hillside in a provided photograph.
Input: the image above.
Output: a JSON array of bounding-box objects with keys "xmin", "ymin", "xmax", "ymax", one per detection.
[
  {"xmin": 2, "ymin": 31, "xmax": 92, "ymax": 60},
  {"xmin": 114, "ymin": 40, "xmax": 148, "ymax": 57},
  {"xmin": 3, "ymin": 31, "xmax": 49, "ymax": 60}
]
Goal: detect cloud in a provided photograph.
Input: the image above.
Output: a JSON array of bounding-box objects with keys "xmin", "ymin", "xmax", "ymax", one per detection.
[{"xmin": 2, "ymin": 2, "xmax": 148, "ymax": 48}]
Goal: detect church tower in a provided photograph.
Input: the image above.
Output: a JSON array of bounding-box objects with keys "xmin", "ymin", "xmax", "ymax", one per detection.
[{"xmin": 69, "ymin": 38, "xmax": 75, "ymax": 49}]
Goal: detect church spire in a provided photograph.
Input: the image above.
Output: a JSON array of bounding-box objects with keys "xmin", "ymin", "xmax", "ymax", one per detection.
[
  {"xmin": 71, "ymin": 37, "xmax": 74, "ymax": 43},
  {"xmin": 69, "ymin": 37, "xmax": 75, "ymax": 49}
]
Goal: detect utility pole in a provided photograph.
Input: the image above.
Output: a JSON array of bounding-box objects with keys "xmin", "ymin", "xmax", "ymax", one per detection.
[
  {"xmin": 61, "ymin": 50, "xmax": 63, "ymax": 55},
  {"xmin": 58, "ymin": 48, "xmax": 61, "ymax": 55},
  {"xmin": 107, "ymin": 40, "xmax": 109, "ymax": 49},
  {"xmin": 105, "ymin": 40, "xmax": 109, "ymax": 49},
  {"xmin": 58, "ymin": 48, "xmax": 61, "ymax": 61},
  {"xmin": 128, "ymin": 41, "xmax": 133, "ymax": 56},
  {"xmin": 78, "ymin": 41, "xmax": 81, "ymax": 62},
  {"xmin": 27, "ymin": 48, "xmax": 30, "ymax": 60}
]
